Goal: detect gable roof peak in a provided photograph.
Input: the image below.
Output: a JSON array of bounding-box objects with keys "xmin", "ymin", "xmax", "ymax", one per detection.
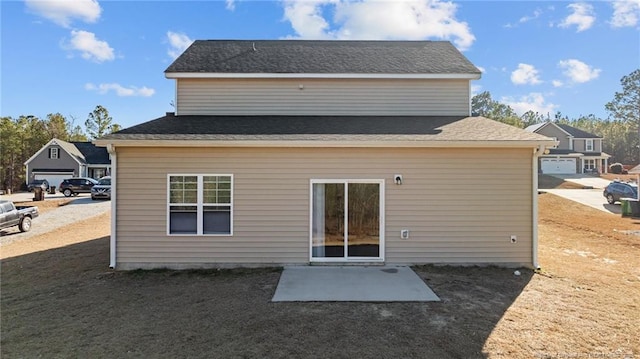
[{"xmin": 165, "ymin": 39, "xmax": 481, "ymax": 77}]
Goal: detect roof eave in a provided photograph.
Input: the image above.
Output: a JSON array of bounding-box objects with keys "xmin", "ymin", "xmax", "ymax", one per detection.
[
  {"xmin": 164, "ymin": 72, "xmax": 481, "ymax": 80},
  {"xmin": 94, "ymin": 139, "xmax": 555, "ymax": 149}
]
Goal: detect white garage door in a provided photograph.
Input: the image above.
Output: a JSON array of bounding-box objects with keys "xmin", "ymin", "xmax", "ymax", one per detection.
[
  {"xmin": 541, "ymin": 158, "xmax": 576, "ymax": 174},
  {"xmin": 34, "ymin": 173, "xmax": 73, "ymax": 188}
]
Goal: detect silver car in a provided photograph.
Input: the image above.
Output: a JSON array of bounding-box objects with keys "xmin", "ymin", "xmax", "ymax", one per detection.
[{"xmin": 91, "ymin": 176, "xmax": 111, "ymax": 200}]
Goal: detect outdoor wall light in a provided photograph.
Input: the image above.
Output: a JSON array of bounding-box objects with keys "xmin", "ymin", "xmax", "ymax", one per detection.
[{"xmin": 394, "ymin": 174, "xmax": 403, "ymax": 185}]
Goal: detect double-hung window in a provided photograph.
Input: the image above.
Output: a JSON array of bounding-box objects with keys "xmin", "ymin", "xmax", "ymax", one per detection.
[
  {"xmin": 49, "ymin": 147, "xmax": 59, "ymax": 159},
  {"xmin": 168, "ymin": 174, "xmax": 233, "ymax": 235},
  {"xmin": 585, "ymin": 139, "xmax": 594, "ymax": 152}
]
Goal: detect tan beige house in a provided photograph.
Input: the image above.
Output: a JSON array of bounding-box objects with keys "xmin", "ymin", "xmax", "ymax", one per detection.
[
  {"xmin": 95, "ymin": 40, "xmax": 555, "ymax": 270},
  {"xmin": 525, "ymin": 122, "xmax": 611, "ymax": 174}
]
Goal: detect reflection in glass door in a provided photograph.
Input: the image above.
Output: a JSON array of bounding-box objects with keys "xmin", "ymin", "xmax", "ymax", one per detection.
[
  {"xmin": 311, "ymin": 180, "xmax": 383, "ymax": 261},
  {"xmin": 347, "ymin": 183, "xmax": 380, "ymax": 257}
]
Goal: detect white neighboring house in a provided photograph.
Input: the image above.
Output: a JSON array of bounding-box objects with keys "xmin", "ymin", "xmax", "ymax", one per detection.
[{"xmin": 525, "ymin": 122, "xmax": 611, "ymax": 174}]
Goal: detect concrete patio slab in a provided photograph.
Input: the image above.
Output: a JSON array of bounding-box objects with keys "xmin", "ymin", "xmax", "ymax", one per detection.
[{"xmin": 272, "ymin": 266, "xmax": 440, "ymax": 302}]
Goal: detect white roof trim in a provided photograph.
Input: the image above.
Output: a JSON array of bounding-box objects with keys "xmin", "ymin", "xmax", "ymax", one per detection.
[
  {"xmin": 94, "ymin": 139, "xmax": 555, "ymax": 149},
  {"xmin": 23, "ymin": 138, "xmax": 83, "ymax": 166},
  {"xmin": 165, "ymin": 72, "xmax": 481, "ymax": 80}
]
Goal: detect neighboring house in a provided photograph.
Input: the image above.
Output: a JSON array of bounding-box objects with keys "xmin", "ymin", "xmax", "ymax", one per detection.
[
  {"xmin": 525, "ymin": 122, "xmax": 611, "ymax": 174},
  {"xmin": 24, "ymin": 138, "xmax": 111, "ymax": 187},
  {"xmin": 95, "ymin": 40, "xmax": 555, "ymax": 270}
]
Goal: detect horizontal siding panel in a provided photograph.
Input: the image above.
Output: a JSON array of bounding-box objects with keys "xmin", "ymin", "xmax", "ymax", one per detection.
[
  {"xmin": 176, "ymin": 78, "xmax": 470, "ymax": 116},
  {"xmin": 115, "ymin": 147, "xmax": 533, "ymax": 268}
]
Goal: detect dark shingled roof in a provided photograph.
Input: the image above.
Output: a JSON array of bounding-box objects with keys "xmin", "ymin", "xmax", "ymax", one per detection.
[
  {"xmin": 556, "ymin": 124, "xmax": 601, "ymax": 139},
  {"xmin": 72, "ymin": 142, "xmax": 110, "ymax": 164},
  {"xmin": 100, "ymin": 114, "xmax": 551, "ymax": 143},
  {"xmin": 165, "ymin": 40, "xmax": 481, "ymax": 75}
]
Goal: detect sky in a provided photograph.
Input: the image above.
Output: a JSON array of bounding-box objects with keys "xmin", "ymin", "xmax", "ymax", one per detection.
[{"xmin": 1, "ymin": 0, "xmax": 639, "ymax": 129}]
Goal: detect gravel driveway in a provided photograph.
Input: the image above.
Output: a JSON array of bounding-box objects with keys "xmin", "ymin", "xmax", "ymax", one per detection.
[{"xmin": 0, "ymin": 197, "xmax": 111, "ymax": 246}]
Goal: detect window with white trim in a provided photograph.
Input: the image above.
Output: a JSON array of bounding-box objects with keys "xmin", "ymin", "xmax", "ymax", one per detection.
[
  {"xmin": 49, "ymin": 147, "xmax": 59, "ymax": 159},
  {"xmin": 168, "ymin": 174, "xmax": 233, "ymax": 235},
  {"xmin": 585, "ymin": 139, "xmax": 594, "ymax": 152},
  {"xmin": 585, "ymin": 159, "xmax": 596, "ymax": 170}
]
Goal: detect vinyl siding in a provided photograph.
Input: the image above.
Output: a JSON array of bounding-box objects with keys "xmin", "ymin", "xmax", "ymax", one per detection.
[
  {"xmin": 535, "ymin": 125, "xmax": 571, "ymax": 149},
  {"xmin": 114, "ymin": 147, "xmax": 534, "ymax": 269},
  {"xmin": 27, "ymin": 145, "xmax": 80, "ymax": 178},
  {"xmin": 573, "ymin": 138, "xmax": 602, "ymax": 152},
  {"xmin": 176, "ymin": 78, "xmax": 471, "ymax": 116}
]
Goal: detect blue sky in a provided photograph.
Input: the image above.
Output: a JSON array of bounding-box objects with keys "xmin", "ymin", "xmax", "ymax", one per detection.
[{"xmin": 1, "ymin": 0, "xmax": 639, "ymax": 129}]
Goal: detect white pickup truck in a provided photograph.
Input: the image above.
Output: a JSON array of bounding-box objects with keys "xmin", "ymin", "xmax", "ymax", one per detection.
[{"xmin": 0, "ymin": 200, "xmax": 39, "ymax": 232}]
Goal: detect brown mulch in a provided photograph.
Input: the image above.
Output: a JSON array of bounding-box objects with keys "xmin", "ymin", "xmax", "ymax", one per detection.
[{"xmin": 1, "ymin": 194, "xmax": 638, "ymax": 358}]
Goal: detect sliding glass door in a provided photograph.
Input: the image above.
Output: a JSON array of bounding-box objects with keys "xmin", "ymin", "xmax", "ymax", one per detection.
[{"xmin": 311, "ymin": 180, "xmax": 384, "ymax": 262}]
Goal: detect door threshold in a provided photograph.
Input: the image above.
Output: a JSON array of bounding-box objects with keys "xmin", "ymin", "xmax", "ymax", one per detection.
[{"xmin": 309, "ymin": 262, "xmax": 385, "ymax": 266}]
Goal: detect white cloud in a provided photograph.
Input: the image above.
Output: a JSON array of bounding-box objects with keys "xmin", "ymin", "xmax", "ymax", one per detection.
[
  {"xmin": 610, "ymin": 0, "xmax": 640, "ymax": 28},
  {"xmin": 167, "ymin": 31, "xmax": 194, "ymax": 59},
  {"xmin": 559, "ymin": 2, "xmax": 595, "ymax": 32},
  {"xmin": 282, "ymin": 0, "xmax": 476, "ymax": 51},
  {"xmin": 85, "ymin": 83, "xmax": 155, "ymax": 97},
  {"xmin": 282, "ymin": 0, "xmax": 335, "ymax": 39},
  {"xmin": 558, "ymin": 59, "xmax": 601, "ymax": 83},
  {"xmin": 552, "ymin": 80, "xmax": 564, "ymax": 87},
  {"xmin": 476, "ymin": 66, "xmax": 486, "ymax": 73},
  {"xmin": 66, "ymin": 30, "xmax": 114, "ymax": 62},
  {"xmin": 471, "ymin": 84, "xmax": 482, "ymax": 96},
  {"xmin": 511, "ymin": 63, "xmax": 542, "ymax": 85},
  {"xmin": 502, "ymin": 93, "xmax": 558, "ymax": 116},
  {"xmin": 25, "ymin": 0, "xmax": 101, "ymax": 28},
  {"xmin": 519, "ymin": 9, "xmax": 543, "ymax": 24},
  {"xmin": 226, "ymin": 0, "xmax": 236, "ymax": 11}
]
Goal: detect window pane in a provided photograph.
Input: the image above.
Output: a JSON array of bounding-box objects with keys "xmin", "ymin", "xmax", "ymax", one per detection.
[
  {"xmin": 203, "ymin": 190, "xmax": 217, "ymax": 203},
  {"xmin": 203, "ymin": 206, "xmax": 231, "ymax": 234},
  {"xmin": 169, "ymin": 206, "xmax": 197, "ymax": 234},
  {"xmin": 218, "ymin": 194, "xmax": 231, "ymax": 204},
  {"xmin": 170, "ymin": 176, "xmax": 198, "ymax": 203}
]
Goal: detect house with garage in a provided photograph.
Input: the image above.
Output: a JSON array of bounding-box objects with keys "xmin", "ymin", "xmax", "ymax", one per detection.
[
  {"xmin": 25, "ymin": 138, "xmax": 111, "ymax": 188},
  {"xmin": 94, "ymin": 40, "xmax": 555, "ymax": 270},
  {"xmin": 525, "ymin": 122, "xmax": 610, "ymax": 174}
]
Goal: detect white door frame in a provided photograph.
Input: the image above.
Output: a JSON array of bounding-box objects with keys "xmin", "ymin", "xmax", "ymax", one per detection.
[{"xmin": 309, "ymin": 179, "xmax": 385, "ymax": 263}]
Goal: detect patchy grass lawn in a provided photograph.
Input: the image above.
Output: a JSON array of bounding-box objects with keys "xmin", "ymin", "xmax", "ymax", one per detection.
[
  {"xmin": 601, "ymin": 173, "xmax": 638, "ymax": 183},
  {"xmin": 14, "ymin": 198, "xmax": 73, "ymax": 214},
  {"xmin": 538, "ymin": 174, "xmax": 583, "ymax": 189},
  {"xmin": 1, "ymin": 194, "xmax": 638, "ymax": 358}
]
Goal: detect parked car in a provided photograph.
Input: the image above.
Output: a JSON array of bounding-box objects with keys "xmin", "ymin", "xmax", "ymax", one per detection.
[
  {"xmin": 603, "ymin": 181, "xmax": 638, "ymax": 204},
  {"xmin": 91, "ymin": 176, "xmax": 111, "ymax": 200},
  {"xmin": 27, "ymin": 179, "xmax": 49, "ymax": 192},
  {"xmin": 58, "ymin": 177, "xmax": 98, "ymax": 197},
  {"xmin": 0, "ymin": 200, "xmax": 39, "ymax": 232}
]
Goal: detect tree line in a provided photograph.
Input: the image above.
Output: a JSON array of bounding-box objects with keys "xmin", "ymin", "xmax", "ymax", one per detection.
[
  {"xmin": 472, "ymin": 69, "xmax": 640, "ymax": 166},
  {"xmin": 1, "ymin": 70, "xmax": 638, "ymax": 191},
  {"xmin": 1, "ymin": 105, "xmax": 120, "ymax": 191}
]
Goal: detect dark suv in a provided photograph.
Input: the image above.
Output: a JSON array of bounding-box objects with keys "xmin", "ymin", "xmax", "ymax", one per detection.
[
  {"xmin": 603, "ymin": 181, "xmax": 638, "ymax": 204},
  {"xmin": 58, "ymin": 177, "xmax": 98, "ymax": 197},
  {"xmin": 27, "ymin": 179, "xmax": 49, "ymax": 192}
]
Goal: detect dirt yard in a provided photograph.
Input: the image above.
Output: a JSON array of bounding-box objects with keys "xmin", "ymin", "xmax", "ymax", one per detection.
[{"xmin": 1, "ymin": 193, "xmax": 638, "ymax": 358}]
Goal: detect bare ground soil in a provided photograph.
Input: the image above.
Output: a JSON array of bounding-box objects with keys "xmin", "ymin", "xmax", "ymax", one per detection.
[
  {"xmin": 1, "ymin": 193, "xmax": 639, "ymax": 358},
  {"xmin": 14, "ymin": 198, "xmax": 73, "ymax": 214},
  {"xmin": 538, "ymin": 174, "xmax": 584, "ymax": 189},
  {"xmin": 601, "ymin": 173, "xmax": 638, "ymax": 182}
]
